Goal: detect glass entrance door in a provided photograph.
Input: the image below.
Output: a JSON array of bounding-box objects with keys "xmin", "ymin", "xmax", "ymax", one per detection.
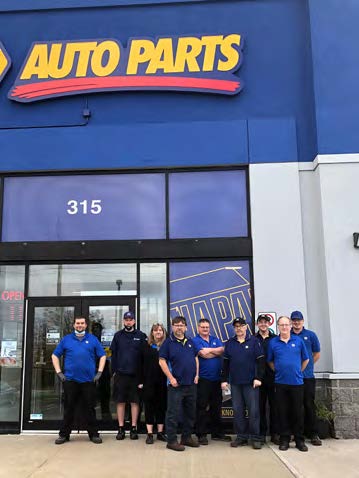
[{"xmin": 22, "ymin": 297, "xmax": 135, "ymax": 431}]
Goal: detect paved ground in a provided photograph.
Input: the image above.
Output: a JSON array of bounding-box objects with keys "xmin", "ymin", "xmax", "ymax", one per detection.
[{"xmin": 0, "ymin": 435, "xmax": 358, "ymax": 478}]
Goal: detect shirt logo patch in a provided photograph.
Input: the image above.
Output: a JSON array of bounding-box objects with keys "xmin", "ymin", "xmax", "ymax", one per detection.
[
  {"xmin": 189, "ymin": 344, "xmax": 192, "ymax": 348},
  {"xmin": 85, "ymin": 341, "xmax": 89, "ymax": 344},
  {"xmin": 134, "ymin": 338, "xmax": 140, "ymax": 341},
  {"xmin": 292, "ymin": 343, "xmax": 296, "ymax": 347},
  {"xmin": 304, "ymin": 337, "xmax": 308, "ymax": 340},
  {"xmin": 245, "ymin": 345, "xmax": 249, "ymax": 349}
]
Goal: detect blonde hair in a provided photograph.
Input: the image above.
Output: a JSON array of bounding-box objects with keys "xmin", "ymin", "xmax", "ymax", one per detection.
[{"xmin": 148, "ymin": 323, "xmax": 167, "ymax": 347}]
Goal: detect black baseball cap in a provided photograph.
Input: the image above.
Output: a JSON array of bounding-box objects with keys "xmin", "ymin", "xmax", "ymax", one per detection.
[
  {"xmin": 232, "ymin": 317, "xmax": 246, "ymax": 326},
  {"xmin": 123, "ymin": 311, "xmax": 135, "ymax": 320},
  {"xmin": 257, "ymin": 314, "xmax": 271, "ymax": 323}
]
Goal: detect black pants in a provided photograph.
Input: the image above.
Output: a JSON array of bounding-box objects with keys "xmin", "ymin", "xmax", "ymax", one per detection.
[
  {"xmin": 59, "ymin": 381, "xmax": 98, "ymax": 438},
  {"xmin": 166, "ymin": 384, "xmax": 196, "ymax": 444},
  {"xmin": 259, "ymin": 382, "xmax": 278, "ymax": 437},
  {"xmin": 303, "ymin": 378, "xmax": 317, "ymax": 437},
  {"xmin": 195, "ymin": 378, "xmax": 222, "ymax": 436},
  {"xmin": 144, "ymin": 383, "xmax": 167, "ymax": 426},
  {"xmin": 275, "ymin": 383, "xmax": 304, "ymax": 443}
]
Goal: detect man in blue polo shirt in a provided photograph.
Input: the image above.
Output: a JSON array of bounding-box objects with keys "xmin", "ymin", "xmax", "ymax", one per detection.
[
  {"xmin": 192, "ymin": 318, "xmax": 231, "ymax": 445},
  {"xmin": 290, "ymin": 310, "xmax": 322, "ymax": 446},
  {"xmin": 52, "ymin": 316, "xmax": 106, "ymax": 445},
  {"xmin": 159, "ymin": 315, "xmax": 199, "ymax": 451},
  {"xmin": 221, "ymin": 316, "xmax": 265, "ymax": 449},
  {"xmin": 267, "ymin": 315, "xmax": 309, "ymax": 452}
]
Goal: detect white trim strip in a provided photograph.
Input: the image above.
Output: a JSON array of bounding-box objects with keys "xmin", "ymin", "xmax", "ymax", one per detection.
[
  {"xmin": 315, "ymin": 373, "xmax": 359, "ymax": 380},
  {"xmin": 298, "ymin": 153, "xmax": 359, "ymax": 171}
]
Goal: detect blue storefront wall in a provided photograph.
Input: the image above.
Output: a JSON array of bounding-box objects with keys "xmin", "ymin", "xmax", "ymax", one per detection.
[{"xmin": 0, "ymin": 0, "xmax": 317, "ymax": 171}]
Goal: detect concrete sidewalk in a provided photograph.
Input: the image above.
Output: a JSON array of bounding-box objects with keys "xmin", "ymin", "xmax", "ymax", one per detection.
[{"xmin": 0, "ymin": 435, "xmax": 357, "ymax": 478}]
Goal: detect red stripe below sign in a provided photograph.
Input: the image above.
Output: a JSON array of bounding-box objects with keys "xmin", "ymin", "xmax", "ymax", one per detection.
[{"xmin": 11, "ymin": 75, "xmax": 241, "ymax": 100}]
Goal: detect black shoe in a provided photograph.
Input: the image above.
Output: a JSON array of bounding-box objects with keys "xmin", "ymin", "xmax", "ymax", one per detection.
[
  {"xmin": 130, "ymin": 427, "xmax": 138, "ymax": 440},
  {"xmin": 198, "ymin": 435, "xmax": 209, "ymax": 445},
  {"xmin": 55, "ymin": 435, "xmax": 69, "ymax": 445},
  {"xmin": 271, "ymin": 434, "xmax": 280, "ymax": 445},
  {"xmin": 230, "ymin": 438, "xmax": 248, "ymax": 448},
  {"xmin": 310, "ymin": 435, "xmax": 322, "ymax": 446},
  {"xmin": 90, "ymin": 435, "xmax": 102, "ymax": 444},
  {"xmin": 166, "ymin": 441, "xmax": 185, "ymax": 451},
  {"xmin": 211, "ymin": 433, "xmax": 232, "ymax": 442},
  {"xmin": 279, "ymin": 442, "xmax": 289, "ymax": 451},
  {"xmin": 116, "ymin": 428, "xmax": 125, "ymax": 440},
  {"xmin": 180, "ymin": 436, "xmax": 200, "ymax": 447},
  {"xmin": 296, "ymin": 441, "xmax": 308, "ymax": 452},
  {"xmin": 146, "ymin": 433, "xmax": 154, "ymax": 444},
  {"xmin": 252, "ymin": 441, "xmax": 263, "ymax": 450},
  {"xmin": 157, "ymin": 432, "xmax": 167, "ymax": 442}
]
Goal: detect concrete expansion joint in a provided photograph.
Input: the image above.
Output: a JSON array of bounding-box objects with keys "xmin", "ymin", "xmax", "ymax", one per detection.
[
  {"xmin": 268, "ymin": 445, "xmax": 303, "ymax": 478},
  {"xmin": 26, "ymin": 457, "xmax": 50, "ymax": 478}
]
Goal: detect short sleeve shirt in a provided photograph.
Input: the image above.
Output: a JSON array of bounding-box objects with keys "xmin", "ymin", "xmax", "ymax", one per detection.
[
  {"xmin": 192, "ymin": 334, "xmax": 223, "ymax": 381},
  {"xmin": 267, "ymin": 335, "xmax": 309, "ymax": 385},
  {"xmin": 159, "ymin": 334, "xmax": 197, "ymax": 385},
  {"xmin": 53, "ymin": 332, "xmax": 105, "ymax": 383},
  {"xmin": 292, "ymin": 328, "xmax": 320, "ymax": 378}
]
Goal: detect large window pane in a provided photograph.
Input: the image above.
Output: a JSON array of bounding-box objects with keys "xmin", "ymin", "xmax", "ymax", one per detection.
[
  {"xmin": 0, "ymin": 266, "xmax": 25, "ymax": 423},
  {"xmin": 29, "ymin": 264, "xmax": 137, "ymax": 297},
  {"xmin": 2, "ymin": 174, "xmax": 166, "ymax": 241},
  {"xmin": 170, "ymin": 261, "xmax": 252, "ymax": 340},
  {"xmin": 169, "ymin": 170, "xmax": 248, "ymax": 238},
  {"xmin": 140, "ymin": 263, "xmax": 167, "ymax": 337}
]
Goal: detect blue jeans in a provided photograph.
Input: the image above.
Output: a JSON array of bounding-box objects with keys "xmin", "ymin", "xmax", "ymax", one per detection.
[
  {"xmin": 166, "ymin": 384, "xmax": 197, "ymax": 444},
  {"xmin": 231, "ymin": 383, "xmax": 261, "ymax": 441}
]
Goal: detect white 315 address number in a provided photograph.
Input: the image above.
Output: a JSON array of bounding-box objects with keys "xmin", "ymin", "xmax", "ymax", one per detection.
[{"xmin": 67, "ymin": 200, "xmax": 102, "ymax": 215}]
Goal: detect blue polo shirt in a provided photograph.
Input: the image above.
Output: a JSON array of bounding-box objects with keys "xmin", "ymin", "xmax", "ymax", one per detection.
[
  {"xmin": 53, "ymin": 332, "xmax": 105, "ymax": 383},
  {"xmin": 192, "ymin": 334, "xmax": 223, "ymax": 381},
  {"xmin": 159, "ymin": 334, "xmax": 198, "ymax": 385},
  {"xmin": 292, "ymin": 328, "xmax": 320, "ymax": 379},
  {"xmin": 267, "ymin": 335, "xmax": 309, "ymax": 385},
  {"xmin": 223, "ymin": 335, "xmax": 264, "ymax": 385}
]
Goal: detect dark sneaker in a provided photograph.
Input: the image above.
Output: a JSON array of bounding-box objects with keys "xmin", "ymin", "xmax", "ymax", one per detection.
[
  {"xmin": 146, "ymin": 433, "xmax": 154, "ymax": 445},
  {"xmin": 90, "ymin": 436, "xmax": 102, "ymax": 444},
  {"xmin": 130, "ymin": 427, "xmax": 138, "ymax": 440},
  {"xmin": 211, "ymin": 433, "xmax": 232, "ymax": 442},
  {"xmin": 279, "ymin": 442, "xmax": 289, "ymax": 451},
  {"xmin": 167, "ymin": 441, "xmax": 185, "ymax": 451},
  {"xmin": 116, "ymin": 428, "xmax": 125, "ymax": 440},
  {"xmin": 55, "ymin": 435, "xmax": 69, "ymax": 445},
  {"xmin": 310, "ymin": 435, "xmax": 322, "ymax": 446},
  {"xmin": 296, "ymin": 441, "xmax": 308, "ymax": 452},
  {"xmin": 230, "ymin": 438, "xmax": 248, "ymax": 448},
  {"xmin": 271, "ymin": 434, "xmax": 280, "ymax": 445},
  {"xmin": 198, "ymin": 435, "xmax": 209, "ymax": 445},
  {"xmin": 180, "ymin": 436, "xmax": 200, "ymax": 447},
  {"xmin": 157, "ymin": 432, "xmax": 167, "ymax": 442},
  {"xmin": 252, "ymin": 441, "xmax": 263, "ymax": 450}
]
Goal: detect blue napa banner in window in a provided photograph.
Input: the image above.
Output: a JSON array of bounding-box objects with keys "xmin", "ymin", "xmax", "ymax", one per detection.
[
  {"xmin": 2, "ymin": 174, "xmax": 166, "ymax": 241},
  {"xmin": 169, "ymin": 261, "xmax": 252, "ymax": 340}
]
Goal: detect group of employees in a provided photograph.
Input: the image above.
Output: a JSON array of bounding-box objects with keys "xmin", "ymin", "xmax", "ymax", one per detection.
[{"xmin": 51, "ymin": 309, "xmax": 321, "ymax": 452}]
